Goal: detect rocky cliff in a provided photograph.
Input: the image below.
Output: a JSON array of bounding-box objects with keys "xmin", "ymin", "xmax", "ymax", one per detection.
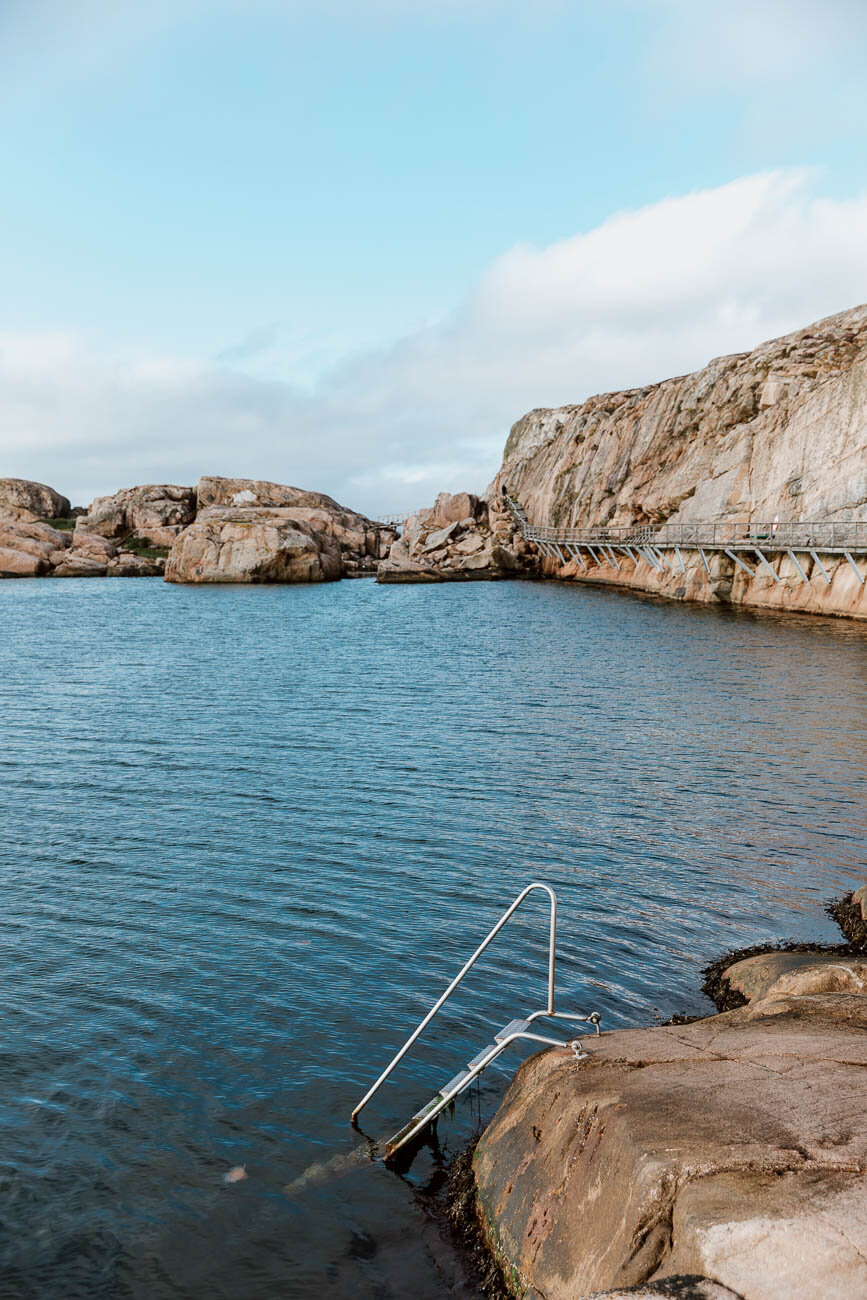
[
  {"xmin": 483, "ymin": 304, "xmax": 867, "ymax": 618},
  {"xmin": 487, "ymin": 305, "xmax": 867, "ymax": 528}
]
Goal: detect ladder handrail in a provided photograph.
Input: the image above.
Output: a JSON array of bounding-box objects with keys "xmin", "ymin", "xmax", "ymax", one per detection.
[{"xmin": 351, "ymin": 882, "xmax": 558, "ymax": 1123}]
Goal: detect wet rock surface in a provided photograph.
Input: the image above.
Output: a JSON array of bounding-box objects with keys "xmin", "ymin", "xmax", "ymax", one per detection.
[
  {"xmin": 377, "ymin": 492, "xmax": 535, "ymax": 583},
  {"xmin": 468, "ymin": 889, "xmax": 867, "ymax": 1300}
]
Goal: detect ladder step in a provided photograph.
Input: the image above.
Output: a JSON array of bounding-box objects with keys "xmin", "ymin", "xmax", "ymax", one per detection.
[
  {"xmin": 495, "ymin": 1018, "xmax": 531, "ymax": 1042},
  {"xmin": 467, "ymin": 1043, "xmax": 499, "ymax": 1070},
  {"xmin": 440, "ymin": 1068, "xmax": 473, "ymax": 1096},
  {"xmin": 384, "ymin": 1096, "xmax": 443, "ymax": 1155}
]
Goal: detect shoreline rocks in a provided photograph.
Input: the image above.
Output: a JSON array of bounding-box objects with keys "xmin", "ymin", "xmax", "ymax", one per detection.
[
  {"xmin": 465, "ymin": 898, "xmax": 867, "ymax": 1299},
  {"xmin": 377, "ymin": 492, "xmax": 535, "ymax": 583},
  {"xmin": 164, "ymin": 478, "xmax": 396, "ymax": 584}
]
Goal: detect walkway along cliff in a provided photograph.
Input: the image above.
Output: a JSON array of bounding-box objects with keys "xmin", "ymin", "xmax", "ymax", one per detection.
[{"xmin": 480, "ymin": 303, "xmax": 867, "ymax": 619}]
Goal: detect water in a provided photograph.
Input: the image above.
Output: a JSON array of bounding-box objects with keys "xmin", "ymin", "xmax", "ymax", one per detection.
[{"xmin": 0, "ymin": 577, "xmax": 864, "ymax": 1299}]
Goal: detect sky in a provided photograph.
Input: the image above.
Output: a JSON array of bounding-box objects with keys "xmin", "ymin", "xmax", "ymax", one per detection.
[{"xmin": 1, "ymin": 0, "xmax": 866, "ymax": 513}]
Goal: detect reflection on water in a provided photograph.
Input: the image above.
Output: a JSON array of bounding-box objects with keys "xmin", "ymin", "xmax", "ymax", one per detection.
[{"xmin": 0, "ymin": 577, "xmax": 864, "ymax": 1298}]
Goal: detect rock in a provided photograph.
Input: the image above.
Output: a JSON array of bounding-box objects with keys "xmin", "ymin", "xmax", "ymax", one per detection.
[
  {"xmin": 0, "ymin": 478, "xmax": 70, "ymax": 519},
  {"xmin": 422, "ymin": 522, "xmax": 459, "ymax": 552},
  {"xmin": 77, "ymin": 484, "xmax": 196, "ymax": 546},
  {"xmin": 0, "ymin": 516, "xmax": 74, "ymax": 575},
  {"xmin": 724, "ymin": 952, "xmax": 867, "ymax": 1003},
  {"xmin": 485, "ymin": 304, "xmax": 867, "ymax": 618},
  {"xmin": 453, "ymin": 533, "xmax": 486, "ymax": 555},
  {"xmin": 429, "ymin": 491, "xmax": 480, "ymax": 528},
  {"xmin": 164, "ymin": 507, "xmax": 342, "ymax": 584},
  {"xmin": 52, "ymin": 555, "xmax": 108, "ymax": 577},
  {"xmin": 108, "ymin": 554, "xmax": 163, "ymax": 577},
  {"xmin": 70, "ymin": 533, "xmax": 118, "ymax": 561},
  {"xmin": 0, "ymin": 546, "xmax": 48, "ymax": 576},
  {"xmin": 829, "ymin": 887, "xmax": 867, "ymax": 951},
  {"xmin": 379, "ymin": 492, "xmax": 535, "ymax": 582},
  {"xmin": 376, "ymin": 553, "xmax": 444, "ymax": 583},
  {"xmin": 472, "ymin": 994, "xmax": 867, "ymax": 1299},
  {"xmin": 194, "ymin": 478, "xmax": 396, "ymax": 563}
]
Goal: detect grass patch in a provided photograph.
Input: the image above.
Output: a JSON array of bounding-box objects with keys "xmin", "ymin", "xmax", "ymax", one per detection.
[{"xmin": 42, "ymin": 516, "xmax": 76, "ymax": 531}]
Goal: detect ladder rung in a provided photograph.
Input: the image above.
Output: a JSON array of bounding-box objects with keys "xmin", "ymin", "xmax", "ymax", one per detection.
[
  {"xmin": 384, "ymin": 1096, "xmax": 443, "ymax": 1154},
  {"xmin": 467, "ymin": 1043, "xmax": 499, "ymax": 1069},
  {"xmin": 495, "ymin": 1018, "xmax": 530, "ymax": 1042},
  {"xmin": 440, "ymin": 1068, "xmax": 472, "ymax": 1096}
]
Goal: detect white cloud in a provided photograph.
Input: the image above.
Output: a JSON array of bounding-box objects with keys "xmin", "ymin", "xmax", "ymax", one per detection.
[{"xmin": 2, "ymin": 170, "xmax": 867, "ymax": 515}]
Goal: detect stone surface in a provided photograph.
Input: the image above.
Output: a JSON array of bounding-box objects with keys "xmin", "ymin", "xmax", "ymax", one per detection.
[
  {"xmin": 194, "ymin": 478, "xmax": 395, "ymax": 573},
  {"xmin": 0, "ymin": 516, "xmax": 73, "ymax": 576},
  {"xmin": 76, "ymin": 484, "xmax": 197, "ymax": 546},
  {"xmin": 109, "ymin": 553, "xmax": 164, "ymax": 577},
  {"xmin": 377, "ymin": 493, "xmax": 534, "ymax": 583},
  {"xmin": 486, "ymin": 304, "xmax": 867, "ymax": 619},
  {"xmin": 0, "ymin": 546, "xmax": 48, "ymax": 576},
  {"xmin": 0, "ymin": 478, "xmax": 70, "ymax": 520},
  {"xmin": 52, "ymin": 555, "xmax": 108, "ymax": 577},
  {"xmin": 723, "ymin": 952, "xmax": 867, "ymax": 1003},
  {"xmin": 164, "ymin": 507, "xmax": 342, "ymax": 584},
  {"xmin": 473, "ymin": 994, "xmax": 867, "ymax": 1300}
]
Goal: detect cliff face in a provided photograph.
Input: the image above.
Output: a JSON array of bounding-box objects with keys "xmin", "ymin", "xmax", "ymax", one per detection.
[{"xmin": 486, "ymin": 304, "xmax": 867, "ymax": 530}]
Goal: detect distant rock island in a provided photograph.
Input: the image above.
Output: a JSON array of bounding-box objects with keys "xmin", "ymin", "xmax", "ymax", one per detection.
[{"xmin": 2, "ymin": 303, "xmax": 865, "ymax": 616}]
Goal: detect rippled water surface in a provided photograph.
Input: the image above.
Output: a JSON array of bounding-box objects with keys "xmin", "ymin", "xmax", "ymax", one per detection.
[{"xmin": 1, "ymin": 577, "xmax": 865, "ymax": 1299}]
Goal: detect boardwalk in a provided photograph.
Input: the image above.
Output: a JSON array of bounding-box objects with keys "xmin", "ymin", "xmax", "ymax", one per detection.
[{"xmin": 505, "ymin": 498, "xmax": 867, "ymax": 585}]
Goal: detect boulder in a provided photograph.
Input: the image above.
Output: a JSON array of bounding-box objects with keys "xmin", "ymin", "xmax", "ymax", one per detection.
[
  {"xmin": 77, "ymin": 484, "xmax": 196, "ymax": 546},
  {"xmin": 164, "ymin": 507, "xmax": 342, "ymax": 584},
  {"xmin": 108, "ymin": 554, "xmax": 164, "ymax": 577},
  {"xmin": 52, "ymin": 555, "xmax": 108, "ymax": 577},
  {"xmin": 194, "ymin": 477, "xmax": 396, "ymax": 564},
  {"xmin": 0, "ymin": 546, "xmax": 48, "ymax": 576},
  {"xmin": 0, "ymin": 478, "xmax": 70, "ymax": 519},
  {"xmin": 378, "ymin": 493, "xmax": 535, "ymax": 582},
  {"xmin": 429, "ymin": 491, "xmax": 480, "ymax": 528},
  {"xmin": 723, "ymin": 952, "xmax": 867, "ymax": 1003},
  {"xmin": 473, "ymin": 994, "xmax": 867, "ymax": 1299},
  {"xmin": 70, "ymin": 533, "xmax": 118, "ymax": 561}
]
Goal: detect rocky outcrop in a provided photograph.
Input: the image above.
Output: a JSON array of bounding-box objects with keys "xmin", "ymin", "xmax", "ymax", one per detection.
[
  {"xmin": 75, "ymin": 484, "xmax": 197, "ymax": 547},
  {"xmin": 485, "ymin": 304, "xmax": 867, "ymax": 618},
  {"xmin": 469, "ymin": 903, "xmax": 867, "ymax": 1300},
  {"xmin": 0, "ymin": 478, "xmax": 70, "ymax": 520},
  {"xmin": 473, "ymin": 993, "xmax": 867, "ymax": 1300},
  {"xmin": 0, "ymin": 516, "xmax": 72, "ymax": 576},
  {"xmin": 164, "ymin": 508, "xmax": 343, "ymax": 584},
  {"xmin": 164, "ymin": 478, "xmax": 396, "ymax": 584},
  {"xmin": 488, "ymin": 305, "xmax": 867, "ymax": 528},
  {"xmin": 377, "ymin": 492, "xmax": 534, "ymax": 583}
]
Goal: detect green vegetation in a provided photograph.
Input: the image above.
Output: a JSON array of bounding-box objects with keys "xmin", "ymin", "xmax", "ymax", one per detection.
[
  {"xmin": 122, "ymin": 535, "xmax": 170, "ymax": 560},
  {"xmin": 42, "ymin": 516, "xmax": 76, "ymax": 531}
]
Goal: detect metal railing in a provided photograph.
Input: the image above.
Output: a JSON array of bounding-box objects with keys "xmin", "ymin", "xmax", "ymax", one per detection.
[
  {"xmin": 350, "ymin": 882, "xmax": 596, "ymax": 1128},
  {"xmin": 503, "ymin": 498, "xmax": 867, "ymax": 553}
]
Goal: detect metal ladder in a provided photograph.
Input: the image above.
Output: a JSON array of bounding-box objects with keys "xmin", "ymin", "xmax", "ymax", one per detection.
[{"xmin": 351, "ymin": 882, "xmax": 601, "ymax": 1159}]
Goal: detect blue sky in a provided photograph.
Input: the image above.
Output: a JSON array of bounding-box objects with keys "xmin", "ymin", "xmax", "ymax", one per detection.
[{"xmin": 1, "ymin": 0, "xmax": 866, "ymax": 511}]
